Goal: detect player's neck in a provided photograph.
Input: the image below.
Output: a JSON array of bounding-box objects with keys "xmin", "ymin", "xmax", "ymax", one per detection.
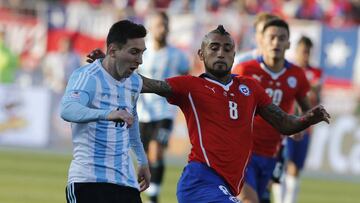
[
  {"xmin": 263, "ymin": 56, "xmax": 285, "ymax": 73},
  {"xmin": 205, "ymin": 72, "xmax": 232, "ymax": 84},
  {"xmin": 296, "ymin": 60, "xmax": 308, "ymax": 68},
  {"xmin": 102, "ymin": 57, "xmax": 125, "ymax": 81}
]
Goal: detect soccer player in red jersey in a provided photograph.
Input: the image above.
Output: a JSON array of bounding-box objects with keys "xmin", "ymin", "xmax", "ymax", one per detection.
[
  {"xmin": 87, "ymin": 25, "xmax": 330, "ymax": 203},
  {"xmin": 282, "ymin": 36, "xmax": 323, "ymax": 203},
  {"xmin": 232, "ymin": 19, "xmax": 314, "ymax": 203}
]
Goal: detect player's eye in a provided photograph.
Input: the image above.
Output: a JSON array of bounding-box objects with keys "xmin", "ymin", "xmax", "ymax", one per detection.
[
  {"xmin": 224, "ymin": 45, "xmax": 232, "ymax": 52},
  {"xmin": 129, "ymin": 49, "xmax": 140, "ymax": 55},
  {"xmin": 210, "ymin": 46, "xmax": 219, "ymax": 51}
]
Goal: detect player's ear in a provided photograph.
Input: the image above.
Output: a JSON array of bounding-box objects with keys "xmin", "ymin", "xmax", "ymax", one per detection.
[
  {"xmin": 286, "ymin": 41, "xmax": 290, "ymax": 50},
  {"xmin": 108, "ymin": 43, "xmax": 117, "ymax": 57},
  {"xmin": 198, "ymin": 49, "xmax": 204, "ymax": 61}
]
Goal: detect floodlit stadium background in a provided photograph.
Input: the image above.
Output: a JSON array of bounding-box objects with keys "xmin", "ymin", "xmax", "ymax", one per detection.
[{"xmin": 0, "ymin": 0, "xmax": 359, "ymax": 202}]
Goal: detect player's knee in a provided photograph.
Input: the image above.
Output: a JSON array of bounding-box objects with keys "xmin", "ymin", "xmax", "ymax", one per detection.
[{"xmin": 287, "ymin": 161, "xmax": 299, "ymax": 176}]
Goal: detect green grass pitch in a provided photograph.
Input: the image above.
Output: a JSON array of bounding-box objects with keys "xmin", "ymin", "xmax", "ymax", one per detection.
[{"xmin": 0, "ymin": 148, "xmax": 358, "ymax": 203}]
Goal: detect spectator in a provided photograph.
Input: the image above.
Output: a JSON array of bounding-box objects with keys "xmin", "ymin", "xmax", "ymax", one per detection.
[{"xmin": 0, "ymin": 30, "xmax": 19, "ymax": 84}]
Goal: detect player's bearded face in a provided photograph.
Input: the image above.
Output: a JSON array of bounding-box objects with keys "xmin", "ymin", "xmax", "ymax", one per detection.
[
  {"xmin": 200, "ymin": 34, "xmax": 235, "ymax": 78},
  {"xmin": 205, "ymin": 62, "xmax": 231, "ymax": 78}
]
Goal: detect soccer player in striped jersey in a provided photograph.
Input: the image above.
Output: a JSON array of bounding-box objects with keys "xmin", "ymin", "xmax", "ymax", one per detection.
[
  {"xmin": 140, "ymin": 25, "xmax": 330, "ymax": 203},
  {"xmin": 60, "ymin": 20, "xmax": 150, "ymax": 203},
  {"xmin": 138, "ymin": 11, "xmax": 190, "ymax": 203},
  {"xmin": 232, "ymin": 19, "xmax": 313, "ymax": 203},
  {"xmin": 282, "ymin": 36, "xmax": 323, "ymax": 203}
]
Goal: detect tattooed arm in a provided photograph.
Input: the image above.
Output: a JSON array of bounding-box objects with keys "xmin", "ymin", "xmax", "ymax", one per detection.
[
  {"xmin": 258, "ymin": 103, "xmax": 330, "ymax": 135},
  {"xmin": 140, "ymin": 75, "xmax": 173, "ymax": 98}
]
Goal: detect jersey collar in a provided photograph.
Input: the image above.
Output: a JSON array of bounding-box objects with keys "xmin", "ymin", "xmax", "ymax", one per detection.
[
  {"xmin": 257, "ymin": 56, "xmax": 291, "ymax": 80},
  {"xmin": 200, "ymin": 73, "xmax": 234, "ymax": 91}
]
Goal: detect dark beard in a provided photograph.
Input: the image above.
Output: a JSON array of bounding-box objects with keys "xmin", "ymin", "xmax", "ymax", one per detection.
[{"xmin": 206, "ymin": 68, "xmax": 230, "ymax": 78}]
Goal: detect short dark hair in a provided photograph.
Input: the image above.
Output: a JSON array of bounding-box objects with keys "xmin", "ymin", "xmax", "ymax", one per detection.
[
  {"xmin": 297, "ymin": 36, "xmax": 313, "ymax": 48},
  {"xmin": 253, "ymin": 12, "xmax": 278, "ymax": 28},
  {"xmin": 152, "ymin": 10, "xmax": 169, "ymax": 23},
  {"xmin": 106, "ymin": 20, "xmax": 147, "ymax": 48},
  {"xmin": 262, "ymin": 18, "xmax": 290, "ymax": 37}
]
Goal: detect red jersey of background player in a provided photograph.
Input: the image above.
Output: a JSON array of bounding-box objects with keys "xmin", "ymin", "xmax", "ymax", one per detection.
[
  {"xmin": 165, "ymin": 74, "xmax": 271, "ymax": 195},
  {"xmin": 232, "ymin": 57, "xmax": 310, "ymax": 157},
  {"xmin": 303, "ymin": 65, "xmax": 322, "ymax": 106}
]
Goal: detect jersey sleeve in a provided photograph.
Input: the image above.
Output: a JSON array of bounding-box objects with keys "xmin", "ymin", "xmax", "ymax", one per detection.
[
  {"xmin": 295, "ymin": 69, "xmax": 311, "ymax": 100},
  {"xmin": 165, "ymin": 75, "xmax": 190, "ymax": 106},
  {"xmin": 232, "ymin": 63, "xmax": 246, "ymax": 75},
  {"xmin": 129, "ymin": 114, "xmax": 148, "ymax": 166},
  {"xmin": 60, "ymin": 71, "xmax": 111, "ymax": 122}
]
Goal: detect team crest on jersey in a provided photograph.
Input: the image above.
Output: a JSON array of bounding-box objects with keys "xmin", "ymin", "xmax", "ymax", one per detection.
[
  {"xmin": 287, "ymin": 77, "xmax": 297, "ymax": 88},
  {"xmin": 239, "ymin": 84, "xmax": 250, "ymax": 96}
]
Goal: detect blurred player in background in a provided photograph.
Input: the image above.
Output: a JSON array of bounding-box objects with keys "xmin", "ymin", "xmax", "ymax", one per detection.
[
  {"xmin": 233, "ymin": 12, "xmax": 280, "ymax": 203},
  {"xmin": 281, "ymin": 36, "xmax": 323, "ymax": 203},
  {"xmin": 60, "ymin": 20, "xmax": 150, "ymax": 203},
  {"xmin": 232, "ymin": 19, "xmax": 314, "ymax": 203},
  {"xmin": 138, "ymin": 11, "xmax": 190, "ymax": 203},
  {"xmin": 234, "ymin": 12, "xmax": 278, "ymax": 66}
]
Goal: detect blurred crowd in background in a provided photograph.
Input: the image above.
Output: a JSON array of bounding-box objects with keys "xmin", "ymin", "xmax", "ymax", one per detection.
[{"xmin": 1, "ymin": 0, "xmax": 360, "ymax": 90}]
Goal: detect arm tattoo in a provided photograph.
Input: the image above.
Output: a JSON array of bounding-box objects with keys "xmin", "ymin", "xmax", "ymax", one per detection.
[
  {"xmin": 260, "ymin": 104, "xmax": 288, "ymax": 127},
  {"xmin": 258, "ymin": 103, "xmax": 306, "ymax": 135},
  {"xmin": 140, "ymin": 74, "xmax": 172, "ymax": 97}
]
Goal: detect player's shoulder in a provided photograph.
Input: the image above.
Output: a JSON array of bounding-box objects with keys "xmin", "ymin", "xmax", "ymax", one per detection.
[
  {"xmin": 233, "ymin": 74, "xmax": 261, "ymax": 86},
  {"xmin": 74, "ymin": 60, "xmax": 102, "ymax": 77},
  {"xmin": 233, "ymin": 59, "xmax": 259, "ymax": 74},
  {"xmin": 240, "ymin": 59, "xmax": 259, "ymax": 67},
  {"xmin": 167, "ymin": 45, "xmax": 188, "ymax": 57},
  {"xmin": 287, "ymin": 62, "xmax": 306, "ymax": 75},
  {"xmin": 167, "ymin": 74, "xmax": 196, "ymax": 82},
  {"xmin": 307, "ymin": 66, "xmax": 323, "ymax": 75}
]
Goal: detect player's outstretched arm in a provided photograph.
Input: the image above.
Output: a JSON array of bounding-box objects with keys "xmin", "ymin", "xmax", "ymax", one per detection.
[
  {"xmin": 140, "ymin": 74, "xmax": 173, "ymax": 98},
  {"xmin": 258, "ymin": 103, "xmax": 330, "ymax": 135}
]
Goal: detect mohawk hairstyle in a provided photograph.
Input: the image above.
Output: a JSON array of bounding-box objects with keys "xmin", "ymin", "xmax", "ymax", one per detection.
[
  {"xmin": 209, "ymin": 25, "xmax": 230, "ymax": 36},
  {"xmin": 201, "ymin": 25, "xmax": 233, "ymax": 49}
]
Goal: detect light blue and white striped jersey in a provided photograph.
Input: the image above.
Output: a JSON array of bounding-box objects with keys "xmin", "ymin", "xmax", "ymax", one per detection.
[
  {"xmin": 233, "ymin": 49, "xmax": 258, "ymax": 68},
  {"xmin": 60, "ymin": 59, "xmax": 147, "ymax": 190},
  {"xmin": 137, "ymin": 45, "xmax": 189, "ymax": 122}
]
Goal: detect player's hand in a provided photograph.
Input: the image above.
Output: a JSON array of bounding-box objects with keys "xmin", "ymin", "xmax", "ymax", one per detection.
[
  {"xmin": 86, "ymin": 48, "xmax": 105, "ymax": 63},
  {"xmin": 107, "ymin": 109, "xmax": 133, "ymax": 128},
  {"xmin": 137, "ymin": 165, "xmax": 151, "ymax": 192},
  {"xmin": 302, "ymin": 105, "xmax": 330, "ymax": 125}
]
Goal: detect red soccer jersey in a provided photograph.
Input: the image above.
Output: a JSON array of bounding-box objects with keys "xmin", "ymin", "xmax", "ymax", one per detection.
[
  {"xmin": 166, "ymin": 74, "xmax": 271, "ymax": 195},
  {"xmin": 304, "ymin": 66, "xmax": 323, "ymax": 106},
  {"xmin": 232, "ymin": 58, "xmax": 311, "ymax": 157}
]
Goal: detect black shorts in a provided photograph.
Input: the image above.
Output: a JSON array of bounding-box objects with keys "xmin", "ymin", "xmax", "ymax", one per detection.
[
  {"xmin": 65, "ymin": 182, "xmax": 142, "ymax": 203},
  {"xmin": 140, "ymin": 119, "xmax": 173, "ymax": 151}
]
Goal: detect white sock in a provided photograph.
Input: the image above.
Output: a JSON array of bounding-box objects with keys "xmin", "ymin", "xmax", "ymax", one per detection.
[
  {"xmin": 145, "ymin": 183, "xmax": 161, "ymax": 197},
  {"xmin": 272, "ymin": 183, "xmax": 283, "ymax": 203},
  {"xmin": 284, "ymin": 175, "xmax": 299, "ymax": 203}
]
